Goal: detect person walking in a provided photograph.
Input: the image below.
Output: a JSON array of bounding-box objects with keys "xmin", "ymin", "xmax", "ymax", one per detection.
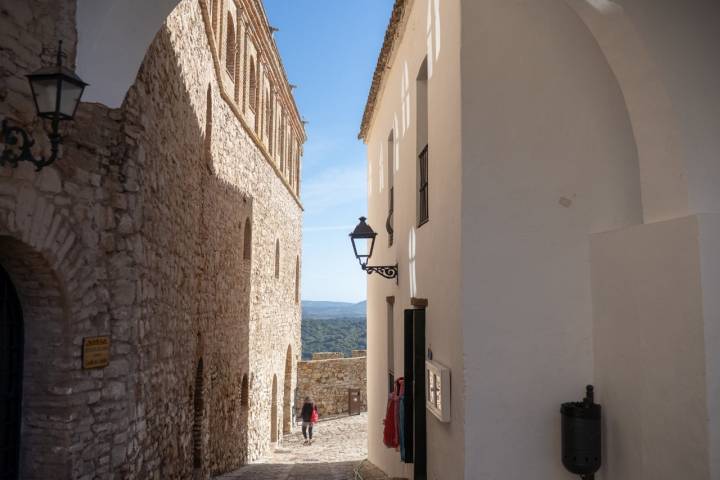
[{"xmin": 300, "ymin": 397, "xmax": 318, "ymax": 445}]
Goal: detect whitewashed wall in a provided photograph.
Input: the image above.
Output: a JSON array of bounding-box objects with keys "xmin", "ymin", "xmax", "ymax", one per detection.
[
  {"xmin": 460, "ymin": 1, "xmax": 642, "ymax": 478},
  {"xmin": 365, "ymin": 0, "xmax": 464, "ymax": 479}
]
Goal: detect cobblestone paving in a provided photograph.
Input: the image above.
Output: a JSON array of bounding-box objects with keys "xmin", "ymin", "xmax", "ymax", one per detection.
[{"xmin": 216, "ymin": 413, "xmax": 368, "ymax": 480}]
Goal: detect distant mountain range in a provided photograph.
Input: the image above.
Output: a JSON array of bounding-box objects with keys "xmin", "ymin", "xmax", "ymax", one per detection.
[
  {"xmin": 301, "ymin": 300, "xmax": 367, "ymax": 320},
  {"xmin": 301, "ymin": 301, "xmax": 367, "ymax": 360}
]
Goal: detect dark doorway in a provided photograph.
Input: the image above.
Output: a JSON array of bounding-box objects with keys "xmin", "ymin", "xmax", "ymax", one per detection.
[
  {"xmin": 0, "ymin": 264, "xmax": 23, "ymax": 480},
  {"xmin": 403, "ymin": 308, "xmax": 426, "ymax": 480},
  {"xmin": 192, "ymin": 359, "xmax": 204, "ymax": 470}
]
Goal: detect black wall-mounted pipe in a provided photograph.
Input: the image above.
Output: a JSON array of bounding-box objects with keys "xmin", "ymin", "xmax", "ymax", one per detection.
[{"xmin": 561, "ymin": 385, "xmax": 601, "ymax": 479}]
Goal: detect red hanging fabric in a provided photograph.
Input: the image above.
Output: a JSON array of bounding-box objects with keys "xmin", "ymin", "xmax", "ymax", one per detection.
[{"xmin": 383, "ymin": 377, "xmax": 403, "ymax": 448}]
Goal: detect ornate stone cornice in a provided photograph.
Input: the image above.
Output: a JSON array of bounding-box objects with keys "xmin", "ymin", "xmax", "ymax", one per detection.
[{"xmin": 199, "ymin": 0, "xmax": 303, "ymax": 208}]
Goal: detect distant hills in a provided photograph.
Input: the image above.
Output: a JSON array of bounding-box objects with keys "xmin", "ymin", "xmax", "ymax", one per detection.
[
  {"xmin": 301, "ymin": 300, "xmax": 367, "ymax": 319},
  {"xmin": 301, "ymin": 301, "xmax": 367, "ymax": 360}
]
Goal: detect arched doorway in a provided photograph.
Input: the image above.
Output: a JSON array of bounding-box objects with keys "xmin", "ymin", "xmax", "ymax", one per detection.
[
  {"xmin": 0, "ymin": 264, "xmax": 23, "ymax": 479},
  {"xmin": 270, "ymin": 374, "xmax": 278, "ymax": 443},
  {"xmin": 283, "ymin": 345, "xmax": 293, "ymax": 434}
]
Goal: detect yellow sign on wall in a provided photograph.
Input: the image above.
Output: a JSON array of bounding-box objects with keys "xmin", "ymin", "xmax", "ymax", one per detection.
[{"xmin": 82, "ymin": 336, "xmax": 110, "ymax": 369}]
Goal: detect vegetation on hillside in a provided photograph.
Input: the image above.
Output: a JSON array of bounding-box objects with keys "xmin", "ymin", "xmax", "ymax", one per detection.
[{"xmin": 301, "ymin": 317, "xmax": 367, "ymax": 360}]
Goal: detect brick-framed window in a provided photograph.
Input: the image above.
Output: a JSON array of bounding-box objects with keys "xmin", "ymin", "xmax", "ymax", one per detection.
[
  {"xmin": 248, "ymin": 58, "xmax": 257, "ymax": 112},
  {"xmin": 225, "ymin": 14, "xmax": 236, "ymax": 78}
]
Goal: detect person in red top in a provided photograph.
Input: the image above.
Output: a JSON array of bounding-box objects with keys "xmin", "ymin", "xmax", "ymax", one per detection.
[{"xmin": 300, "ymin": 397, "xmax": 318, "ymax": 445}]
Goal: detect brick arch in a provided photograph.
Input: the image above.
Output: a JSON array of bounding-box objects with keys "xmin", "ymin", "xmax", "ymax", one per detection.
[
  {"xmin": 0, "ymin": 179, "xmax": 113, "ymax": 477},
  {"xmin": 0, "ymin": 235, "xmax": 77, "ymax": 478}
]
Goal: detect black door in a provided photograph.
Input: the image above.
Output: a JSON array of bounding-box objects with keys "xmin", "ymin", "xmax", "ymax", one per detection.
[
  {"xmin": 0, "ymin": 265, "xmax": 23, "ymax": 480},
  {"xmin": 404, "ymin": 308, "xmax": 427, "ymax": 480}
]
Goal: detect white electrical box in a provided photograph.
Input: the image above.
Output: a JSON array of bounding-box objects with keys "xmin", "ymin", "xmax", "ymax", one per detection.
[{"xmin": 425, "ymin": 359, "xmax": 451, "ymax": 422}]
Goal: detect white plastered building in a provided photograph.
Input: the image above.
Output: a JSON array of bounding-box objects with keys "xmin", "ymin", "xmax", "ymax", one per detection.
[{"xmin": 360, "ymin": 1, "xmax": 720, "ymax": 479}]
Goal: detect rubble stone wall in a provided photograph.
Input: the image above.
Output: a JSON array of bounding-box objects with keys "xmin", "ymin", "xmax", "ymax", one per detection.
[
  {"xmin": 0, "ymin": 0, "xmax": 302, "ymax": 478},
  {"xmin": 297, "ymin": 355, "xmax": 367, "ymax": 416}
]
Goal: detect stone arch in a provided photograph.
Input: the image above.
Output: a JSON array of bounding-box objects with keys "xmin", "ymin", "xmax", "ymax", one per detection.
[
  {"xmin": 243, "ymin": 219, "xmax": 252, "ymax": 261},
  {"xmin": 270, "ymin": 374, "xmax": 278, "ymax": 442},
  {"xmin": 282, "ymin": 345, "xmax": 293, "ymax": 434},
  {"xmin": 192, "ymin": 358, "xmax": 205, "ymax": 470},
  {"xmin": 225, "ymin": 13, "xmax": 236, "ymax": 77},
  {"xmin": 274, "ymin": 239, "xmax": 280, "ymax": 279},
  {"xmin": 562, "ymin": 0, "xmax": 688, "ymax": 223},
  {"xmin": 76, "ymin": 0, "xmax": 184, "ymax": 107},
  {"xmin": 0, "ymin": 235, "xmax": 76, "ymax": 477}
]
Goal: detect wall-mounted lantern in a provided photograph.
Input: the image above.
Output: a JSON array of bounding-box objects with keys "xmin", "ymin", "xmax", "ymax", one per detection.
[
  {"xmin": 1, "ymin": 41, "xmax": 88, "ymax": 171},
  {"xmin": 349, "ymin": 217, "xmax": 398, "ymax": 282}
]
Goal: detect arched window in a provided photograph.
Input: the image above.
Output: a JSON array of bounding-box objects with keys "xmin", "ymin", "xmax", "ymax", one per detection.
[
  {"xmin": 225, "ymin": 14, "xmax": 236, "ymax": 77},
  {"xmin": 295, "ymin": 256, "xmax": 299, "ymax": 303},
  {"xmin": 279, "ymin": 117, "xmax": 285, "ymax": 172},
  {"xmin": 271, "ymin": 374, "xmax": 278, "ymax": 442},
  {"xmin": 266, "ymin": 89, "xmax": 273, "ymax": 152},
  {"xmin": 274, "ymin": 239, "xmax": 280, "ymax": 279},
  {"xmin": 241, "ymin": 374, "xmax": 249, "ymax": 407},
  {"xmin": 283, "ymin": 346, "xmax": 293, "ymax": 434},
  {"xmin": 205, "ymin": 84, "xmax": 212, "ymax": 169},
  {"xmin": 243, "ymin": 219, "xmax": 252, "ymax": 260},
  {"xmin": 211, "ymin": 0, "xmax": 220, "ymax": 34},
  {"xmin": 248, "ymin": 58, "xmax": 257, "ymax": 112}
]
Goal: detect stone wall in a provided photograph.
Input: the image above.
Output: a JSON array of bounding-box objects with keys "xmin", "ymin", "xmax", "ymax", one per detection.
[
  {"xmin": 297, "ymin": 354, "xmax": 367, "ymax": 417},
  {"xmin": 312, "ymin": 352, "xmax": 345, "ymax": 361},
  {"xmin": 0, "ymin": 0, "xmax": 302, "ymax": 478}
]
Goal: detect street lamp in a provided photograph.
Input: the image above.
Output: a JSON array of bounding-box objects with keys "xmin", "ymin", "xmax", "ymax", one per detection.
[
  {"xmin": 1, "ymin": 41, "xmax": 88, "ymax": 171},
  {"xmin": 349, "ymin": 216, "xmax": 398, "ymax": 282}
]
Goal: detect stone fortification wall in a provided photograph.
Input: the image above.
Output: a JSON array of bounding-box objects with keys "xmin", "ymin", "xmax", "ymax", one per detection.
[
  {"xmin": 312, "ymin": 352, "xmax": 345, "ymax": 361},
  {"xmin": 0, "ymin": 0, "xmax": 301, "ymax": 478},
  {"xmin": 297, "ymin": 354, "xmax": 367, "ymax": 416}
]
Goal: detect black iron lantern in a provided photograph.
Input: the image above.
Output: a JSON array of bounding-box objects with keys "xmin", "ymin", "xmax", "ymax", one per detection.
[
  {"xmin": 349, "ymin": 216, "xmax": 377, "ymax": 269},
  {"xmin": 1, "ymin": 41, "xmax": 88, "ymax": 171},
  {"xmin": 349, "ymin": 216, "xmax": 398, "ymax": 281}
]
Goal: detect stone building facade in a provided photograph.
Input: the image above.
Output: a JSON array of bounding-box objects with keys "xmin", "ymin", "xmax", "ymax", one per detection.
[
  {"xmin": 0, "ymin": 0, "xmax": 303, "ymax": 478},
  {"xmin": 297, "ymin": 352, "xmax": 367, "ymax": 416}
]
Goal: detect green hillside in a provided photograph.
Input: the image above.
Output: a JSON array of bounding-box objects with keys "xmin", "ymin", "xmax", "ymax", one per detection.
[{"xmin": 301, "ymin": 317, "xmax": 366, "ymax": 360}]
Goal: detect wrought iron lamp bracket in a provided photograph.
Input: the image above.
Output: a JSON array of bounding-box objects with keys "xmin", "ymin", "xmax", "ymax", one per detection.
[
  {"xmin": 362, "ymin": 263, "xmax": 399, "ymax": 284},
  {"xmin": 0, "ymin": 119, "xmax": 61, "ymax": 171}
]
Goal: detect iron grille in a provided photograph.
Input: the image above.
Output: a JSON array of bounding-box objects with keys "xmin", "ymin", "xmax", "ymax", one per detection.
[
  {"xmin": 386, "ymin": 186, "xmax": 394, "ymax": 246},
  {"xmin": 418, "ymin": 145, "xmax": 429, "ymax": 226}
]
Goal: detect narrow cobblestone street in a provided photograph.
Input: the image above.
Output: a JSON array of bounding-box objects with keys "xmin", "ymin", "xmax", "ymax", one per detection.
[{"xmin": 216, "ymin": 413, "xmax": 368, "ymax": 480}]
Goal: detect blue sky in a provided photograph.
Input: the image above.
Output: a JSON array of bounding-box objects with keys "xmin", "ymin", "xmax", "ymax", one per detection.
[{"xmin": 263, "ymin": 1, "xmax": 393, "ymax": 303}]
